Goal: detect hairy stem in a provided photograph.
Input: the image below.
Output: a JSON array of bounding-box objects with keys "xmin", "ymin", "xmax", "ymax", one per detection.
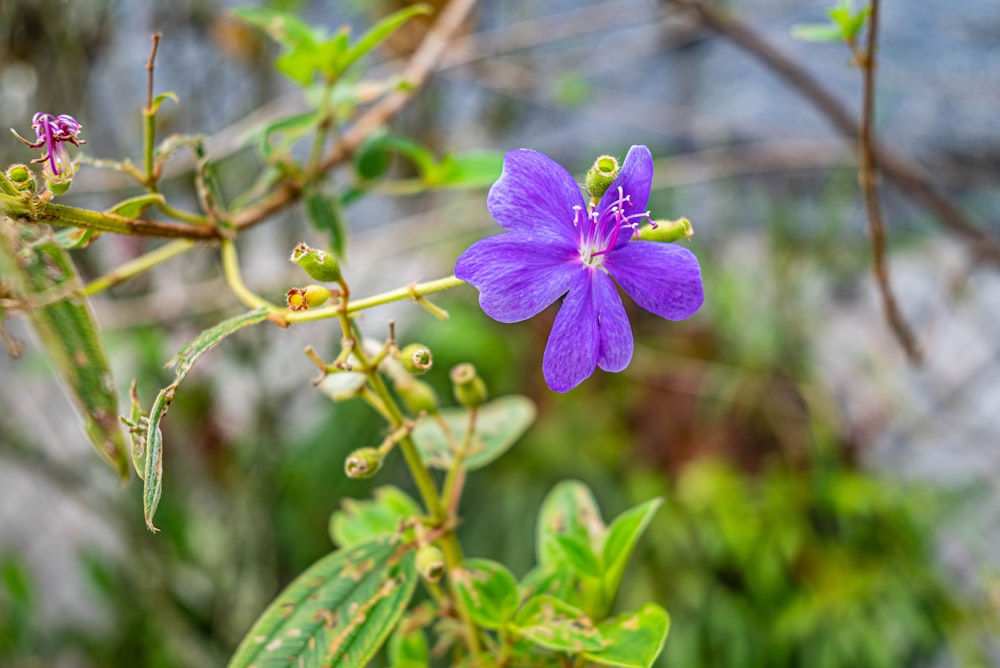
[
  {"xmin": 284, "ymin": 274, "xmax": 466, "ymax": 324},
  {"xmin": 84, "ymin": 239, "xmax": 196, "ymax": 296}
]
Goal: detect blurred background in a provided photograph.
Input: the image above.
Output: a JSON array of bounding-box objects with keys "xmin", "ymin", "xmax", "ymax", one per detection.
[{"xmin": 1, "ymin": 0, "xmax": 999, "ymax": 665}]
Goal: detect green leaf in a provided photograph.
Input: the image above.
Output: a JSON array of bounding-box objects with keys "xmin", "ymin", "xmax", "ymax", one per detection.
[
  {"xmin": 427, "ymin": 151, "xmax": 503, "ymax": 189},
  {"xmin": 452, "ymin": 559, "xmax": 520, "ymax": 630},
  {"xmin": 234, "ymin": 7, "xmax": 323, "ymax": 85},
  {"xmin": 511, "ymin": 594, "xmax": 603, "ymax": 653},
  {"xmin": 329, "ymin": 485, "xmax": 422, "ymax": 549},
  {"xmin": 228, "ymin": 537, "xmax": 417, "ymax": 668},
  {"xmin": 354, "ymin": 133, "xmax": 439, "ymax": 181},
  {"xmin": 536, "ymin": 480, "xmax": 606, "ymax": 567},
  {"xmin": 340, "ymin": 5, "xmax": 431, "ymax": 74},
  {"xmin": 253, "ymin": 111, "xmax": 319, "ymax": 162},
  {"xmin": 387, "ymin": 616, "xmax": 429, "ymax": 667},
  {"xmin": 149, "ymin": 91, "xmax": 178, "ymax": 114},
  {"xmin": 141, "ymin": 308, "xmax": 270, "ymax": 531},
  {"xmin": 790, "ymin": 22, "xmax": 846, "ymax": 42},
  {"xmin": 601, "ymin": 498, "xmax": 662, "ymax": 604},
  {"xmin": 411, "ymin": 395, "xmax": 536, "ymax": 470},
  {"xmin": 554, "ymin": 534, "xmax": 603, "ymax": 579},
  {"xmin": 582, "ymin": 603, "xmax": 671, "ymax": 668},
  {"xmin": 304, "ymin": 188, "xmax": 347, "ymax": 258},
  {"xmin": 0, "ymin": 219, "xmax": 129, "ymax": 479},
  {"xmin": 104, "ymin": 193, "xmax": 165, "ymax": 219}
]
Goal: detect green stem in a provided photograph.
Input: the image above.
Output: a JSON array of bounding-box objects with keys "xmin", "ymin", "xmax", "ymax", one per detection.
[
  {"xmin": 143, "ymin": 109, "xmax": 156, "ymax": 189},
  {"xmin": 84, "ymin": 239, "xmax": 196, "ymax": 296},
  {"xmin": 340, "ymin": 315, "xmax": 482, "ymax": 655},
  {"xmin": 155, "ymin": 200, "xmax": 209, "ymax": 226},
  {"xmin": 220, "ymin": 238, "xmax": 282, "ymax": 313},
  {"xmin": 0, "ymin": 195, "xmax": 217, "ymax": 240},
  {"xmin": 441, "ymin": 407, "xmax": 478, "ymax": 513},
  {"xmin": 285, "ymin": 275, "xmax": 466, "ymax": 324},
  {"xmin": 307, "ymin": 81, "xmax": 336, "ymax": 178}
]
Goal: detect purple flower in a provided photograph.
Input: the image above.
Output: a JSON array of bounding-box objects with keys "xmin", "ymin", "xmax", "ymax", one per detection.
[
  {"xmin": 22, "ymin": 113, "xmax": 85, "ymax": 177},
  {"xmin": 455, "ymin": 145, "xmax": 704, "ymax": 392}
]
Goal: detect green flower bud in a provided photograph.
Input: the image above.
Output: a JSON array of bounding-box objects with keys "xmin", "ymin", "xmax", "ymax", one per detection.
[
  {"xmin": 399, "ymin": 343, "xmax": 433, "ymax": 375},
  {"xmin": 344, "ymin": 447, "xmax": 382, "ymax": 479},
  {"xmin": 451, "ymin": 363, "xmax": 488, "ymax": 408},
  {"xmin": 286, "ymin": 284, "xmax": 332, "ymax": 311},
  {"xmin": 290, "ymin": 242, "xmax": 341, "ymax": 282},
  {"xmin": 638, "ymin": 217, "xmax": 694, "ymax": 243},
  {"xmin": 396, "ymin": 377, "xmax": 439, "ymax": 415},
  {"xmin": 415, "ymin": 544, "xmax": 446, "ymax": 583},
  {"xmin": 4, "ymin": 164, "xmax": 35, "ymax": 194},
  {"xmin": 47, "ymin": 178, "xmax": 72, "ymax": 195},
  {"xmin": 585, "ymin": 154, "xmax": 619, "ymax": 200}
]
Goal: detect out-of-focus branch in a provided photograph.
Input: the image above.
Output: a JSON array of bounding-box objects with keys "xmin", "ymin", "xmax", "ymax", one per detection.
[
  {"xmin": 664, "ymin": 0, "xmax": 1000, "ymax": 266},
  {"xmin": 857, "ymin": 0, "xmax": 921, "ymax": 361},
  {"xmin": 233, "ymin": 0, "xmax": 479, "ymax": 231}
]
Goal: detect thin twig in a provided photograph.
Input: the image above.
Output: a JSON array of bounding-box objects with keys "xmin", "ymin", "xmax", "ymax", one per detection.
[
  {"xmin": 666, "ymin": 0, "xmax": 1000, "ymax": 265},
  {"xmin": 234, "ymin": 0, "xmax": 479, "ymax": 231},
  {"xmin": 858, "ymin": 0, "xmax": 921, "ymax": 361},
  {"xmin": 145, "ymin": 33, "xmax": 162, "ymax": 112}
]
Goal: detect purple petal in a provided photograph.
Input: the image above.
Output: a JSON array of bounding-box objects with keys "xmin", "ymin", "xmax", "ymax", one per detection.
[
  {"xmin": 543, "ymin": 271, "xmax": 599, "ymax": 392},
  {"xmin": 593, "ymin": 271, "xmax": 633, "ymax": 372},
  {"xmin": 604, "ymin": 241, "xmax": 704, "ymax": 320},
  {"xmin": 596, "ymin": 145, "xmax": 653, "ymax": 219},
  {"xmin": 487, "ymin": 149, "xmax": 586, "ymax": 246},
  {"xmin": 456, "ymin": 233, "xmax": 581, "ymax": 323}
]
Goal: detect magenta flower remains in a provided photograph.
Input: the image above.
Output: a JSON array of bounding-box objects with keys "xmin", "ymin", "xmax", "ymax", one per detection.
[
  {"xmin": 455, "ymin": 145, "xmax": 704, "ymax": 392},
  {"xmin": 17, "ymin": 113, "xmax": 85, "ymax": 177}
]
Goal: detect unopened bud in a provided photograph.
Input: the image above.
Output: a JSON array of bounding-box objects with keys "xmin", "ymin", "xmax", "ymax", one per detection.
[
  {"xmin": 4, "ymin": 164, "xmax": 35, "ymax": 194},
  {"xmin": 415, "ymin": 544, "xmax": 446, "ymax": 583},
  {"xmin": 451, "ymin": 363, "xmax": 487, "ymax": 408},
  {"xmin": 585, "ymin": 154, "xmax": 619, "ymax": 200},
  {"xmin": 396, "ymin": 377, "xmax": 439, "ymax": 415},
  {"xmin": 638, "ymin": 218, "xmax": 694, "ymax": 243},
  {"xmin": 47, "ymin": 176, "xmax": 72, "ymax": 195},
  {"xmin": 345, "ymin": 447, "xmax": 382, "ymax": 479},
  {"xmin": 290, "ymin": 242, "xmax": 341, "ymax": 282},
  {"xmin": 399, "ymin": 343, "xmax": 433, "ymax": 375},
  {"xmin": 286, "ymin": 284, "xmax": 331, "ymax": 311}
]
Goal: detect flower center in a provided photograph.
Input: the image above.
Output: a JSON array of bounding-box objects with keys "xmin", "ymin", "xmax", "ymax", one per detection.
[{"xmin": 572, "ymin": 186, "xmax": 649, "ymax": 266}]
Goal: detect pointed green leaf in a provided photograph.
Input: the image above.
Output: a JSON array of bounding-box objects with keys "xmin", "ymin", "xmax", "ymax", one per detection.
[
  {"xmin": 411, "ymin": 395, "xmax": 536, "ymax": 470},
  {"xmin": 553, "ymin": 533, "xmax": 603, "ymax": 579},
  {"xmin": 536, "ymin": 480, "xmax": 606, "ymax": 567},
  {"xmin": 228, "ymin": 537, "xmax": 417, "ymax": 668},
  {"xmin": 387, "ymin": 616, "xmax": 429, "ymax": 667},
  {"xmin": 511, "ymin": 594, "xmax": 603, "ymax": 653},
  {"xmin": 340, "ymin": 5, "xmax": 431, "ymax": 74},
  {"xmin": 254, "ymin": 111, "xmax": 319, "ymax": 162},
  {"xmin": 428, "ymin": 151, "xmax": 503, "ymax": 189},
  {"xmin": 0, "ymin": 219, "xmax": 128, "ymax": 478},
  {"xmin": 329, "ymin": 485, "xmax": 422, "ymax": 549},
  {"xmin": 233, "ymin": 7, "xmax": 319, "ymax": 51},
  {"xmin": 601, "ymin": 498, "xmax": 662, "ymax": 603},
  {"xmin": 518, "ymin": 564, "xmax": 576, "ymax": 603},
  {"xmin": 452, "ymin": 559, "xmax": 520, "ymax": 630},
  {"xmin": 354, "ymin": 133, "xmax": 439, "ymax": 181},
  {"xmin": 304, "ymin": 189, "xmax": 347, "ymax": 258},
  {"xmin": 582, "ymin": 603, "xmax": 671, "ymax": 668},
  {"xmin": 141, "ymin": 308, "xmax": 269, "ymax": 531},
  {"xmin": 104, "ymin": 193, "xmax": 165, "ymax": 219},
  {"xmin": 149, "ymin": 91, "xmax": 178, "ymax": 114},
  {"xmin": 790, "ymin": 22, "xmax": 845, "ymax": 42}
]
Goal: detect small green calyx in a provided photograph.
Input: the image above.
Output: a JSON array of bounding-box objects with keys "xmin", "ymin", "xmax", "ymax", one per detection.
[
  {"xmin": 344, "ymin": 447, "xmax": 382, "ymax": 479},
  {"xmin": 286, "ymin": 284, "xmax": 332, "ymax": 311},
  {"xmin": 638, "ymin": 217, "xmax": 694, "ymax": 243},
  {"xmin": 396, "ymin": 377, "xmax": 439, "ymax": 415},
  {"xmin": 415, "ymin": 544, "xmax": 446, "ymax": 583},
  {"xmin": 585, "ymin": 154, "xmax": 620, "ymax": 200},
  {"xmin": 399, "ymin": 343, "xmax": 433, "ymax": 375},
  {"xmin": 4, "ymin": 164, "xmax": 35, "ymax": 194},
  {"xmin": 290, "ymin": 242, "xmax": 342, "ymax": 282},
  {"xmin": 451, "ymin": 363, "xmax": 488, "ymax": 408}
]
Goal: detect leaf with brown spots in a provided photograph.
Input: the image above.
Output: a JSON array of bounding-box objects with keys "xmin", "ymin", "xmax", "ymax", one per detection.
[{"xmin": 228, "ymin": 536, "xmax": 416, "ymax": 668}]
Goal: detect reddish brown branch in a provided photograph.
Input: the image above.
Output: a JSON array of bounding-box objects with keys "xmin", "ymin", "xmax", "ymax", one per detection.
[
  {"xmin": 858, "ymin": 0, "xmax": 921, "ymax": 361},
  {"xmin": 666, "ymin": 0, "xmax": 1000, "ymax": 266},
  {"xmin": 145, "ymin": 33, "xmax": 162, "ymax": 112}
]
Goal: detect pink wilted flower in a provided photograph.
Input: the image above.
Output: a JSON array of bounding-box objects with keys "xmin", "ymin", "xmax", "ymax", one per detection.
[
  {"xmin": 15, "ymin": 113, "xmax": 85, "ymax": 177},
  {"xmin": 455, "ymin": 145, "xmax": 704, "ymax": 392}
]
